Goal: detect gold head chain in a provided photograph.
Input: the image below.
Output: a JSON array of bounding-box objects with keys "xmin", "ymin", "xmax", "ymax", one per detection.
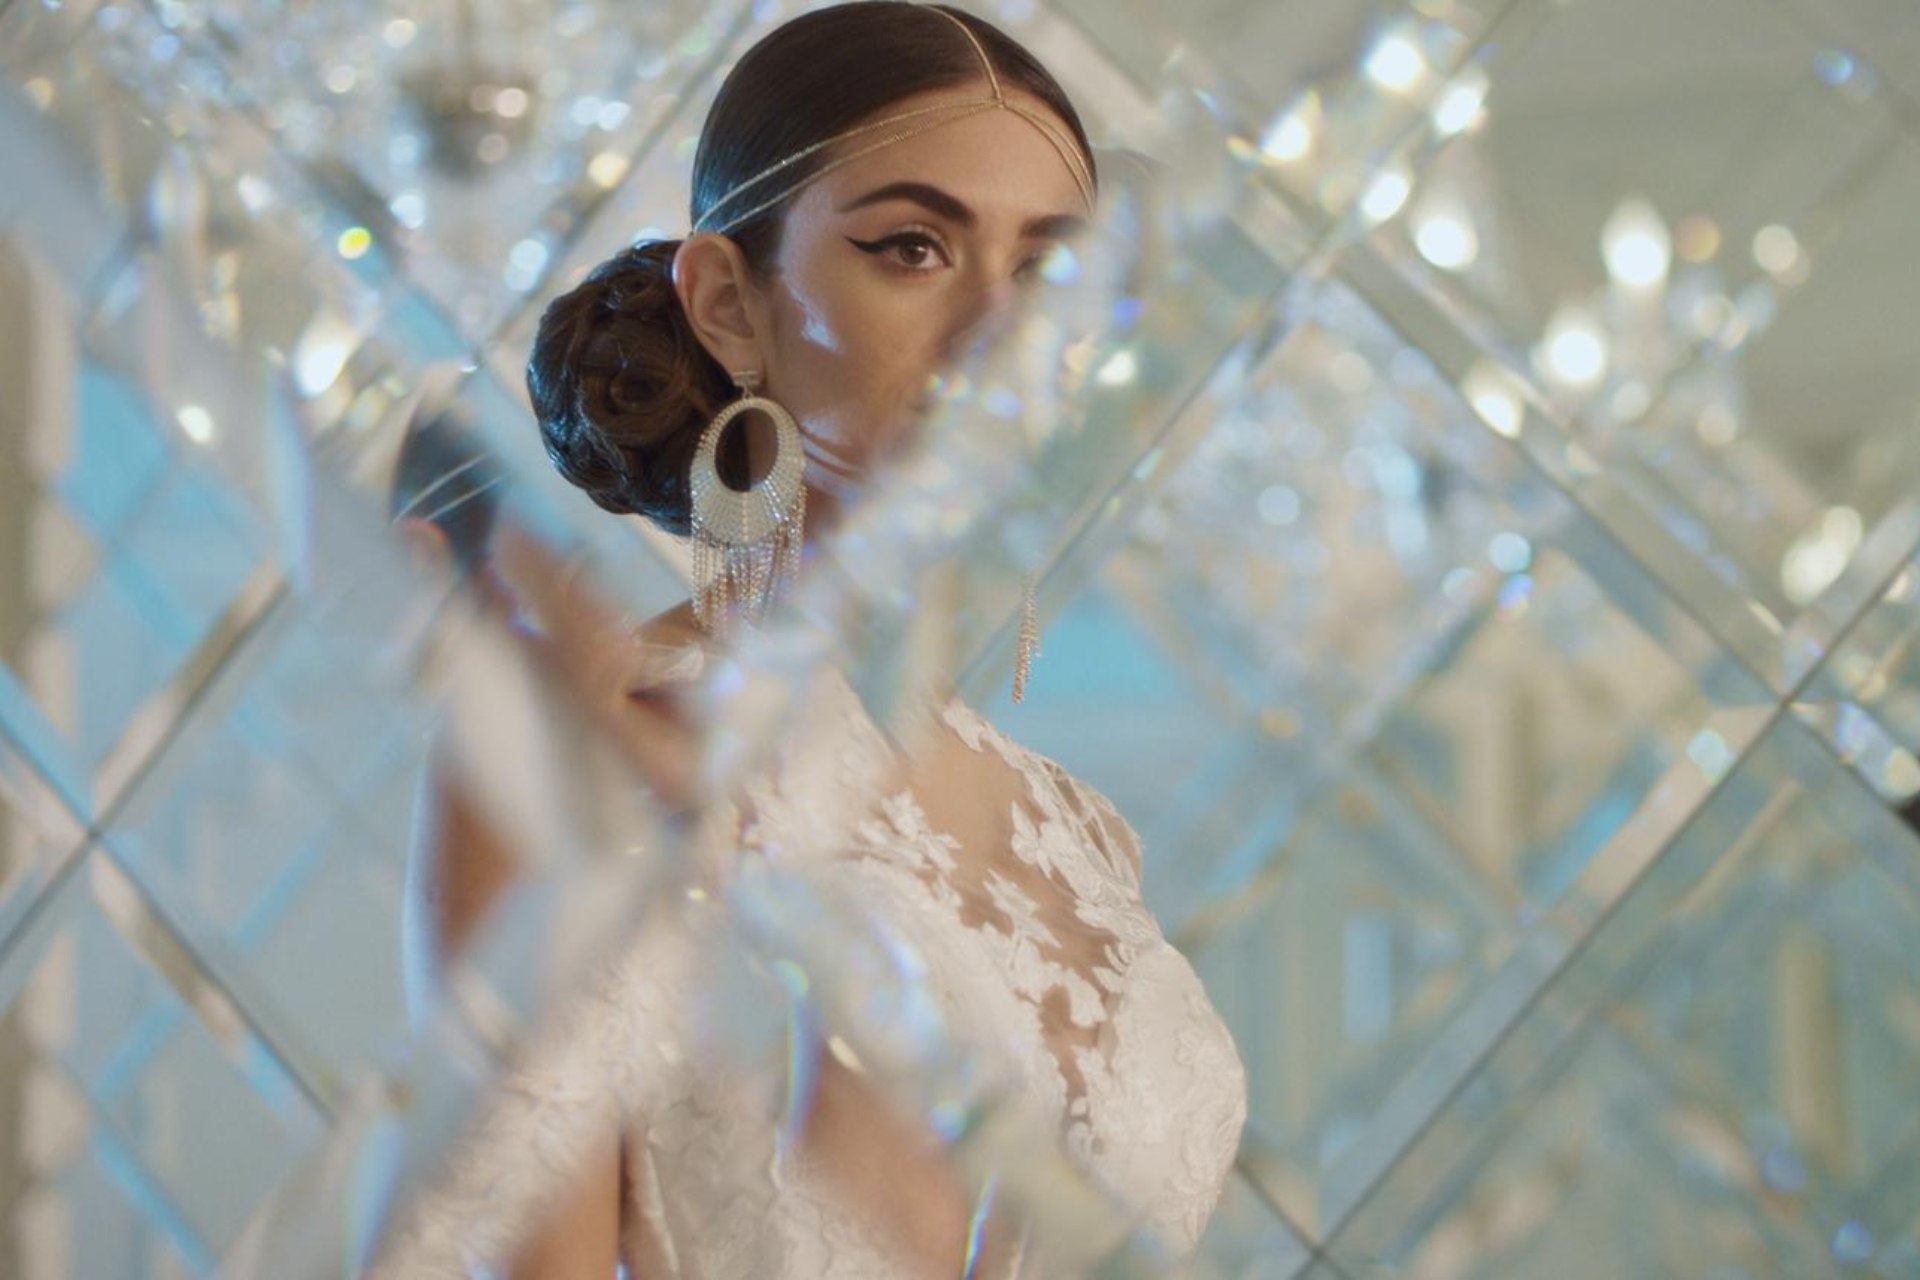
[{"xmin": 690, "ymin": 3, "xmax": 1096, "ymax": 236}]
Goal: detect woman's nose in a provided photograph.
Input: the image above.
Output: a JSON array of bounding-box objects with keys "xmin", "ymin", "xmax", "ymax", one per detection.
[{"xmin": 942, "ymin": 276, "xmax": 1024, "ymax": 364}]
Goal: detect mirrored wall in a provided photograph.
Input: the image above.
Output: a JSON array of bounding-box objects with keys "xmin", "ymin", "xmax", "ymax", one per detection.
[{"xmin": 2, "ymin": 0, "xmax": 1918, "ymax": 1276}]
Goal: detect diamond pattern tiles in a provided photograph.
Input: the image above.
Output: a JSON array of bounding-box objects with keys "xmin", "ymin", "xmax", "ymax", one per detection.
[{"xmin": 7, "ymin": 0, "xmax": 1920, "ymax": 1276}]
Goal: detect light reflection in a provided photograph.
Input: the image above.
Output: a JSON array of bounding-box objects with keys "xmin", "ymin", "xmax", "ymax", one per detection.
[
  {"xmin": 1414, "ymin": 205, "xmax": 1477, "ymax": 271},
  {"xmin": 1538, "ymin": 304, "xmax": 1608, "ymax": 390},
  {"xmin": 1781, "ymin": 506, "xmax": 1865, "ymax": 605},
  {"xmin": 1686, "ymin": 729, "xmax": 1735, "ymax": 780},
  {"xmin": 236, "ymin": 174, "xmax": 274, "ymax": 213},
  {"xmin": 1039, "ymin": 242, "xmax": 1081, "ymax": 286},
  {"xmin": 1696, "ymin": 402, "xmax": 1739, "ymax": 447},
  {"xmin": 1360, "ymin": 167, "xmax": 1411, "ymax": 225},
  {"xmin": 292, "ymin": 314, "xmax": 360, "ymax": 396},
  {"xmin": 1095, "ymin": 350, "xmax": 1138, "ymax": 386},
  {"xmin": 1752, "ymin": 223, "xmax": 1807, "ymax": 282},
  {"xmin": 1495, "ymin": 573, "xmax": 1533, "ymax": 613},
  {"xmin": 1257, "ymin": 485, "xmax": 1301, "ymax": 527},
  {"xmin": 1601, "ymin": 197, "xmax": 1670, "ymax": 291},
  {"xmin": 1431, "ymin": 72, "xmax": 1487, "ymax": 136},
  {"xmin": 1884, "ymin": 751, "xmax": 1920, "ymax": 799},
  {"xmin": 391, "ymin": 191, "xmax": 427, "ymax": 228},
  {"xmin": 1674, "ymin": 213, "xmax": 1721, "ymax": 263},
  {"xmin": 1813, "ymin": 49, "xmax": 1858, "ymax": 88},
  {"xmin": 1487, "ymin": 532, "xmax": 1531, "ymax": 574},
  {"xmin": 1608, "ymin": 381, "xmax": 1650, "ymax": 421},
  {"xmin": 175, "ymin": 404, "xmax": 216, "ymax": 445},
  {"xmin": 1259, "ymin": 110, "xmax": 1313, "ymax": 164},
  {"xmin": 1364, "ymin": 33, "xmax": 1427, "ymax": 94},
  {"xmin": 1462, "ymin": 362, "xmax": 1523, "ymax": 438},
  {"xmin": 1688, "ymin": 292, "xmax": 1735, "ymax": 341},
  {"xmin": 505, "ymin": 238, "xmax": 550, "ymax": 290},
  {"xmin": 1328, "ymin": 350, "xmax": 1373, "ymax": 394},
  {"xmin": 587, "ymin": 150, "xmax": 631, "ymax": 188}
]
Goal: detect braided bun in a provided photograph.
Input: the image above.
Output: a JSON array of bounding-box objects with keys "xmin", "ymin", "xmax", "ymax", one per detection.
[{"xmin": 526, "ymin": 239, "xmax": 737, "ymax": 536}]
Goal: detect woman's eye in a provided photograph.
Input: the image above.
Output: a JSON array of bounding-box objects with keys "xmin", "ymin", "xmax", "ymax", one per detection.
[{"xmin": 848, "ymin": 232, "xmax": 949, "ymax": 272}]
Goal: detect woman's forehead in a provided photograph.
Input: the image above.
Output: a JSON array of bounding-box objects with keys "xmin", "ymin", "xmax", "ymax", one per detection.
[{"xmin": 806, "ymin": 87, "xmax": 1090, "ymax": 225}]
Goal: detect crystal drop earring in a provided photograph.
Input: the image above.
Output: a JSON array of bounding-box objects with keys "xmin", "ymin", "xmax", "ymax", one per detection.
[{"xmin": 1012, "ymin": 571, "xmax": 1042, "ymax": 704}]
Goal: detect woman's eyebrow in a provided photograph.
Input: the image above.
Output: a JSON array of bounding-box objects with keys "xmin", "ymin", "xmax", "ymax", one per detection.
[{"xmin": 837, "ymin": 180, "xmax": 1087, "ymax": 239}]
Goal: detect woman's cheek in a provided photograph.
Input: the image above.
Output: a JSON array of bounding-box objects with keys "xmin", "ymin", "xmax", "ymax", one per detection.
[{"xmin": 788, "ymin": 284, "xmax": 850, "ymax": 356}]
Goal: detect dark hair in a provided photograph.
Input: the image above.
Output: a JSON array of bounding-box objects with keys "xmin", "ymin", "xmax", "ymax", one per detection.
[
  {"xmin": 526, "ymin": 1, "xmax": 1097, "ymax": 536},
  {"xmin": 389, "ymin": 397, "xmax": 504, "ymax": 576}
]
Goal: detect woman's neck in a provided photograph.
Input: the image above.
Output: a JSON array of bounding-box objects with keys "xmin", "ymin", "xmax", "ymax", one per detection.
[{"xmin": 799, "ymin": 478, "xmax": 849, "ymax": 553}]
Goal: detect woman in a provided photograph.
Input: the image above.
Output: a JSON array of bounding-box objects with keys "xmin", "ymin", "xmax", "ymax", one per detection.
[{"xmin": 381, "ymin": 4, "xmax": 1246, "ymax": 1276}]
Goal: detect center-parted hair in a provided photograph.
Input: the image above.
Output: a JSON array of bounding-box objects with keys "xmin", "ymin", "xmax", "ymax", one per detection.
[{"xmin": 524, "ymin": 1, "xmax": 1097, "ymax": 537}]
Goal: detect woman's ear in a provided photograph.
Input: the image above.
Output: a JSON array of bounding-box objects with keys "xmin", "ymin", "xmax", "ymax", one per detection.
[{"xmin": 672, "ymin": 232, "xmax": 769, "ymax": 375}]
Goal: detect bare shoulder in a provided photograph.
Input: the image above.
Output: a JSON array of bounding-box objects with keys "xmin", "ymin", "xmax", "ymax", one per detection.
[
  {"xmin": 624, "ymin": 598, "xmax": 712, "ymax": 702},
  {"xmin": 634, "ymin": 597, "xmax": 704, "ymax": 649}
]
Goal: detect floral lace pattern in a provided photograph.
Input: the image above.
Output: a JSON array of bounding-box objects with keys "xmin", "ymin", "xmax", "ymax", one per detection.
[
  {"xmin": 832, "ymin": 693, "xmax": 1248, "ymax": 1257},
  {"xmin": 366, "ymin": 661, "xmax": 1246, "ymax": 1278}
]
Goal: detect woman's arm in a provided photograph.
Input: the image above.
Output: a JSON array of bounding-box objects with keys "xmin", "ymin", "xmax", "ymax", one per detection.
[
  {"xmin": 401, "ymin": 763, "xmax": 518, "ymax": 1030},
  {"xmin": 503, "ymin": 1136, "xmax": 624, "ymax": 1279},
  {"xmin": 398, "ymin": 763, "xmax": 627, "ymax": 1277},
  {"xmin": 392, "ymin": 528, "xmax": 708, "ymax": 1277}
]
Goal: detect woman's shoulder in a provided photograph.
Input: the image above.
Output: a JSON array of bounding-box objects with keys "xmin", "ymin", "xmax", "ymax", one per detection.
[
  {"xmin": 632, "ymin": 598, "xmax": 706, "ymax": 656},
  {"xmin": 623, "ymin": 599, "xmax": 713, "ymax": 694},
  {"xmin": 935, "ymin": 699, "xmax": 1148, "ymax": 885}
]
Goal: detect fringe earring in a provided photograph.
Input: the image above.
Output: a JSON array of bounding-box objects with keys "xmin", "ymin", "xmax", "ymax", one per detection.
[
  {"xmin": 1012, "ymin": 571, "xmax": 1042, "ymax": 704},
  {"xmin": 688, "ymin": 370, "xmax": 807, "ymax": 640}
]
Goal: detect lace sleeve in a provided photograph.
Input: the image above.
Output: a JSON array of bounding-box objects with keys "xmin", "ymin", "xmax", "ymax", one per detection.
[
  {"xmin": 1079, "ymin": 781, "xmax": 1146, "ymax": 884},
  {"xmin": 362, "ymin": 906, "xmax": 706, "ymax": 1280},
  {"xmin": 936, "ymin": 698, "xmax": 1146, "ymax": 888}
]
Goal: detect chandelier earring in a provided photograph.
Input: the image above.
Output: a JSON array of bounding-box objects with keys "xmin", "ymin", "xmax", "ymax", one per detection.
[{"xmin": 688, "ymin": 370, "xmax": 807, "ymax": 640}]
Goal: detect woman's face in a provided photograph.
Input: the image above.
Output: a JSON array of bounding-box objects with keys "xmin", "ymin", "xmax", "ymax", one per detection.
[{"xmin": 744, "ymin": 83, "xmax": 1091, "ymax": 514}]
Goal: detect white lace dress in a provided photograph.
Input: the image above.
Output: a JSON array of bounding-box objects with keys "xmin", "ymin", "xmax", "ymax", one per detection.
[{"xmin": 367, "ymin": 655, "xmax": 1246, "ymax": 1279}]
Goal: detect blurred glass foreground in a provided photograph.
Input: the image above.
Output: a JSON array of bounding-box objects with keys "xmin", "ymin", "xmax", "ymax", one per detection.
[{"xmin": 4, "ymin": 0, "xmax": 1920, "ymax": 1276}]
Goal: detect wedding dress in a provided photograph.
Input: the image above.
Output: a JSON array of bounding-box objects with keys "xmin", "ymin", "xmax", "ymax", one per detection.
[{"xmin": 366, "ymin": 645, "xmax": 1247, "ymax": 1279}]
